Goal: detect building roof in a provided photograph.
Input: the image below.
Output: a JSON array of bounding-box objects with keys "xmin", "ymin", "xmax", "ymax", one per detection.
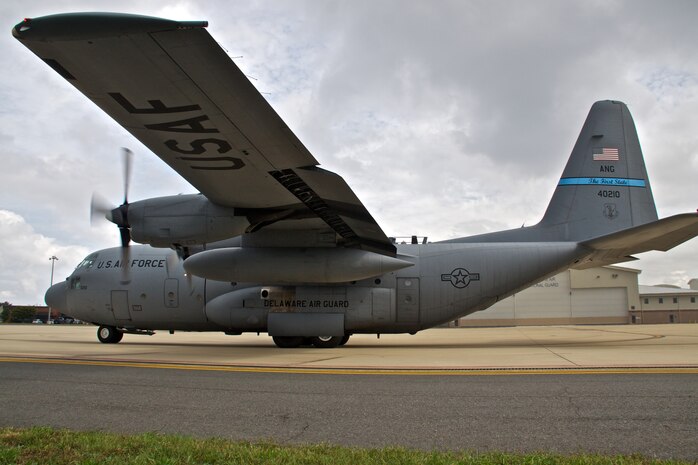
[{"xmin": 639, "ymin": 285, "xmax": 698, "ymax": 296}]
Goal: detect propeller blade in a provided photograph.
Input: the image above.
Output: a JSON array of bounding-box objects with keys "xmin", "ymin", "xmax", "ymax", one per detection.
[
  {"xmin": 90, "ymin": 193, "xmax": 114, "ymax": 225},
  {"xmin": 122, "ymin": 147, "xmax": 133, "ymax": 205},
  {"xmin": 119, "ymin": 226, "xmax": 131, "ymax": 248},
  {"xmin": 120, "ymin": 244, "xmax": 131, "ymax": 284}
]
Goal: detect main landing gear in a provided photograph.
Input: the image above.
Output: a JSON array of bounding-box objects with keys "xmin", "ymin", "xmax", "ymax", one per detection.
[
  {"xmin": 97, "ymin": 325, "xmax": 123, "ymax": 344},
  {"xmin": 272, "ymin": 335, "xmax": 350, "ymax": 348}
]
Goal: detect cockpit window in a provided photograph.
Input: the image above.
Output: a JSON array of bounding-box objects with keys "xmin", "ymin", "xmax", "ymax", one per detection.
[{"xmin": 76, "ymin": 253, "xmax": 98, "ymax": 270}]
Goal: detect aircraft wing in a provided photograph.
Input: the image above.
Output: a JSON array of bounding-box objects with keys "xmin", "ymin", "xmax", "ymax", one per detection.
[
  {"xmin": 13, "ymin": 13, "xmax": 394, "ymax": 255},
  {"xmin": 573, "ymin": 212, "xmax": 698, "ymax": 269}
]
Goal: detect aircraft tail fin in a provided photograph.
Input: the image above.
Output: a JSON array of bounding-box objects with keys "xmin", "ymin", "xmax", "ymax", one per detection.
[{"xmin": 539, "ymin": 100, "xmax": 658, "ymax": 241}]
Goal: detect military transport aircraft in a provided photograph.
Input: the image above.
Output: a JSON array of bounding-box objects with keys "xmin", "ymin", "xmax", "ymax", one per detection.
[{"xmin": 15, "ymin": 13, "xmax": 698, "ymax": 348}]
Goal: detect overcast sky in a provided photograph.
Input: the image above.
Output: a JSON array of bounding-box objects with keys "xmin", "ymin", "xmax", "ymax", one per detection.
[{"xmin": 1, "ymin": 0, "xmax": 697, "ymax": 305}]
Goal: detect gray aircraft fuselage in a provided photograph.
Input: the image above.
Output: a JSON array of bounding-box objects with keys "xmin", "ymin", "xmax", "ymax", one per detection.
[{"xmin": 51, "ymin": 241, "xmax": 584, "ymax": 335}]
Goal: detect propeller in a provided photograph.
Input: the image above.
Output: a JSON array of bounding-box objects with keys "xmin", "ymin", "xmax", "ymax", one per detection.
[
  {"xmin": 91, "ymin": 148, "xmax": 193, "ymax": 290},
  {"xmin": 90, "ymin": 148, "xmax": 133, "ymax": 283}
]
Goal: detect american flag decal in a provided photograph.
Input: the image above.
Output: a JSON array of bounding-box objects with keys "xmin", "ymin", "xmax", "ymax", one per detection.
[{"xmin": 593, "ymin": 147, "xmax": 619, "ymax": 161}]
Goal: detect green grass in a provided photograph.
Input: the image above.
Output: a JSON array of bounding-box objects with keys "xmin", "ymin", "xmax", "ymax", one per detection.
[{"xmin": 0, "ymin": 427, "xmax": 689, "ymax": 465}]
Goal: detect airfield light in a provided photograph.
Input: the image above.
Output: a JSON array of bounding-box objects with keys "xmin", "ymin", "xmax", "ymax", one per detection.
[{"xmin": 48, "ymin": 256, "xmax": 58, "ymax": 323}]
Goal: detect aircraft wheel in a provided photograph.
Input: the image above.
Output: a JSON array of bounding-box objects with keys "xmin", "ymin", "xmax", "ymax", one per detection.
[
  {"xmin": 310, "ymin": 336, "xmax": 342, "ymax": 348},
  {"xmin": 272, "ymin": 336, "xmax": 304, "ymax": 348},
  {"xmin": 97, "ymin": 325, "xmax": 123, "ymax": 344},
  {"xmin": 339, "ymin": 335, "xmax": 350, "ymax": 346}
]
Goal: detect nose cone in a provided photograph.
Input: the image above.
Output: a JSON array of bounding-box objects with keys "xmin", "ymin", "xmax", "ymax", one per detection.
[{"xmin": 45, "ymin": 281, "xmax": 67, "ymax": 312}]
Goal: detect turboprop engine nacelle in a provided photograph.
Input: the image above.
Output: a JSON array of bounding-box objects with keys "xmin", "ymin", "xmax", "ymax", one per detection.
[
  {"xmin": 183, "ymin": 247, "xmax": 414, "ymax": 283},
  {"xmin": 126, "ymin": 194, "xmax": 249, "ymax": 247}
]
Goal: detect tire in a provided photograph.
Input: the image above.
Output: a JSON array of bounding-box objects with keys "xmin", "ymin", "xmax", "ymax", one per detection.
[
  {"xmin": 97, "ymin": 325, "xmax": 123, "ymax": 344},
  {"xmin": 310, "ymin": 336, "xmax": 342, "ymax": 348},
  {"xmin": 272, "ymin": 336, "xmax": 304, "ymax": 348},
  {"xmin": 339, "ymin": 335, "xmax": 350, "ymax": 346}
]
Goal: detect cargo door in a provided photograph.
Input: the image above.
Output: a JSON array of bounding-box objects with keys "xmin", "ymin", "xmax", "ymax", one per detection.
[
  {"xmin": 111, "ymin": 290, "xmax": 131, "ymax": 321},
  {"xmin": 396, "ymin": 278, "xmax": 420, "ymax": 323}
]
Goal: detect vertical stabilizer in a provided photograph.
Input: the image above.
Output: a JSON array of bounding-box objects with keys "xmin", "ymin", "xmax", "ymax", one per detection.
[{"xmin": 539, "ymin": 100, "xmax": 658, "ymax": 241}]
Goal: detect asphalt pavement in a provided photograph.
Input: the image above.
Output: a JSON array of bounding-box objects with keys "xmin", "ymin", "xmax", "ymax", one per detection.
[
  {"xmin": 1, "ymin": 324, "xmax": 697, "ymax": 459},
  {"xmin": 0, "ymin": 361, "xmax": 696, "ymax": 459}
]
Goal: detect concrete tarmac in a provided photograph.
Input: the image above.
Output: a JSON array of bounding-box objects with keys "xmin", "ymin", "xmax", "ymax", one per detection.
[
  {"xmin": 1, "ymin": 323, "xmax": 697, "ymax": 371},
  {"xmin": 1, "ymin": 324, "xmax": 697, "ymax": 459}
]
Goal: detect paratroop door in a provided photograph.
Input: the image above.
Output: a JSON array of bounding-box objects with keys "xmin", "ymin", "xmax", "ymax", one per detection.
[
  {"xmin": 396, "ymin": 278, "xmax": 419, "ymax": 323},
  {"xmin": 164, "ymin": 278, "xmax": 179, "ymax": 308},
  {"xmin": 111, "ymin": 290, "xmax": 131, "ymax": 321}
]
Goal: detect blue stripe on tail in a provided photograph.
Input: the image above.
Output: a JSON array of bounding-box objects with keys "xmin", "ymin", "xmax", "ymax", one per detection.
[{"xmin": 558, "ymin": 177, "xmax": 646, "ymax": 187}]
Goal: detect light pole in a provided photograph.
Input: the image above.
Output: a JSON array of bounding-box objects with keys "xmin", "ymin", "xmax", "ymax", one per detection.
[{"xmin": 48, "ymin": 256, "xmax": 58, "ymax": 323}]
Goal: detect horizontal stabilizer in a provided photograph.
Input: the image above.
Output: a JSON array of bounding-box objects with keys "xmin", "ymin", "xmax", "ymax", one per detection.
[{"xmin": 573, "ymin": 212, "xmax": 698, "ymax": 269}]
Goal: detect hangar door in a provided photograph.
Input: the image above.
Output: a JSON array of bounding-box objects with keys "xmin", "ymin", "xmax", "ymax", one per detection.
[{"xmin": 570, "ymin": 288, "xmax": 627, "ymax": 318}]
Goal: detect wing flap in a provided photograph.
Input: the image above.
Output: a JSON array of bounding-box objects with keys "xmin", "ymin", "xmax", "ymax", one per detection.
[{"xmin": 271, "ymin": 167, "xmax": 394, "ymax": 255}]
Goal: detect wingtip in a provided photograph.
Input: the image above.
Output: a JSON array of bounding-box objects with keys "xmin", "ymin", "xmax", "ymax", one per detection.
[
  {"xmin": 11, "ymin": 18, "xmax": 31, "ymax": 39},
  {"xmin": 12, "ymin": 12, "xmax": 206, "ymax": 42}
]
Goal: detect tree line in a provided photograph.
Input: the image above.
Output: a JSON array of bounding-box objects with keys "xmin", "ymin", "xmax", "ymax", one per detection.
[{"xmin": 1, "ymin": 302, "xmax": 47, "ymax": 323}]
